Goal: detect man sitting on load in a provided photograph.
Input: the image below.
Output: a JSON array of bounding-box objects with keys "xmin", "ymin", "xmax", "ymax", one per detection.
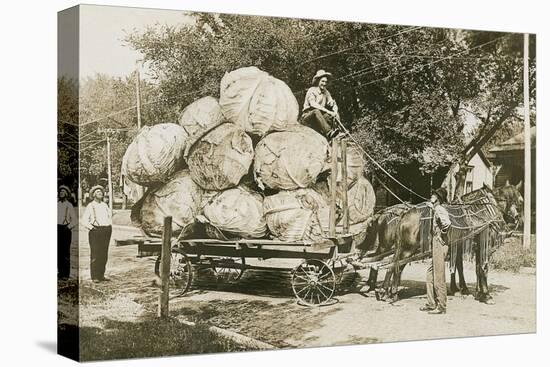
[{"xmin": 301, "ymin": 69, "xmax": 342, "ymax": 139}]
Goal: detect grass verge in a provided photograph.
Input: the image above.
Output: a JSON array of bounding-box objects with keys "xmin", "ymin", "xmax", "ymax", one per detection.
[
  {"xmin": 490, "ymin": 235, "xmax": 536, "ymax": 272},
  {"xmin": 79, "ymin": 317, "xmax": 248, "ymax": 361}
]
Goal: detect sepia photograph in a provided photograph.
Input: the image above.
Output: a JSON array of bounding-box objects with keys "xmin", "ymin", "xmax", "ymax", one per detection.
[{"xmin": 57, "ymin": 3, "xmax": 536, "ymax": 362}]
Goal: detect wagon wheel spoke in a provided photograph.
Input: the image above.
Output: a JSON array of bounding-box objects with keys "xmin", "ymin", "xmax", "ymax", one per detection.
[
  {"xmin": 165, "ymin": 251, "xmax": 192, "ymax": 298},
  {"xmin": 294, "ymin": 275, "xmax": 311, "ymax": 283},
  {"xmin": 295, "ymin": 283, "xmax": 311, "ymax": 296},
  {"xmin": 212, "ymin": 257, "xmax": 245, "ymax": 283},
  {"xmin": 317, "ymin": 282, "xmax": 334, "ymax": 295},
  {"xmin": 318, "ymin": 271, "xmax": 333, "ymax": 281},
  {"xmin": 316, "ymin": 284, "xmax": 329, "ymax": 300}
]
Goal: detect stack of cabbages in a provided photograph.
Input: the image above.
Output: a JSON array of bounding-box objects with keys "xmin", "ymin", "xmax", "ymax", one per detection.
[{"xmin": 124, "ymin": 66, "xmax": 376, "ymax": 245}]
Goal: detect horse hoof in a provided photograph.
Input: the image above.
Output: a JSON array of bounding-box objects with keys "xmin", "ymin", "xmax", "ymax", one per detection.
[
  {"xmin": 366, "ymin": 285, "xmax": 376, "ymax": 293},
  {"xmin": 481, "ymin": 298, "xmax": 495, "ymax": 305}
]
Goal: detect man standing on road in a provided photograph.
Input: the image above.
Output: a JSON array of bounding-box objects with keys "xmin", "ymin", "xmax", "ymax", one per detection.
[
  {"xmin": 82, "ymin": 185, "xmax": 112, "ymax": 283},
  {"xmin": 420, "ymin": 187, "xmax": 451, "ymax": 315},
  {"xmin": 58, "ymin": 185, "xmax": 76, "ymax": 279},
  {"xmin": 301, "ymin": 69, "xmax": 342, "ymax": 139}
]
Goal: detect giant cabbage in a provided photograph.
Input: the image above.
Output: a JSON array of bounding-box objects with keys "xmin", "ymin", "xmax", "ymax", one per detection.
[
  {"xmin": 198, "ymin": 186, "xmax": 267, "ymax": 239},
  {"xmin": 122, "ymin": 123, "xmax": 187, "ymax": 186},
  {"xmin": 254, "ymin": 126, "xmax": 329, "ymax": 190},
  {"xmin": 219, "ymin": 66, "xmax": 299, "ymax": 137},
  {"xmin": 178, "ymin": 96, "xmax": 225, "ymax": 157},
  {"xmin": 136, "ymin": 170, "xmax": 202, "ymax": 236},
  {"xmin": 187, "ymin": 123, "xmax": 254, "ymax": 190},
  {"xmin": 263, "ymin": 189, "xmax": 331, "ymax": 243}
]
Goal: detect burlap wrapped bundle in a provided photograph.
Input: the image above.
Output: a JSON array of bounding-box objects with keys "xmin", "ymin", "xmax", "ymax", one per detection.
[
  {"xmin": 137, "ymin": 170, "xmax": 203, "ymax": 236},
  {"xmin": 219, "ymin": 66, "xmax": 299, "ymax": 137},
  {"xmin": 187, "ymin": 123, "xmax": 254, "ymax": 190},
  {"xmin": 263, "ymin": 189, "xmax": 331, "ymax": 242},
  {"xmin": 346, "ymin": 175, "xmax": 376, "ymax": 224},
  {"xmin": 122, "ymin": 123, "xmax": 187, "ymax": 186},
  {"xmin": 178, "ymin": 96, "xmax": 225, "ymax": 157},
  {"xmin": 254, "ymin": 126, "xmax": 329, "ymax": 190},
  {"xmin": 197, "ymin": 186, "xmax": 267, "ymax": 240}
]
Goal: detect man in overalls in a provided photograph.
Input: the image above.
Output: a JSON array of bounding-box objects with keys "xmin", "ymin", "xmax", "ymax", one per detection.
[{"xmin": 420, "ymin": 187, "xmax": 451, "ymax": 314}]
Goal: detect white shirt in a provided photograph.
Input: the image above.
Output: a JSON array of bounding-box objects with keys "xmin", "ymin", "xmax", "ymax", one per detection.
[
  {"xmin": 57, "ymin": 200, "xmax": 76, "ymax": 229},
  {"xmin": 82, "ymin": 201, "xmax": 112, "ymax": 230}
]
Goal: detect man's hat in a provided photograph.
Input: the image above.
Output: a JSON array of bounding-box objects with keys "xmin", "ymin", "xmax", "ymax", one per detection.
[
  {"xmin": 58, "ymin": 185, "xmax": 71, "ymax": 195},
  {"xmin": 89, "ymin": 185, "xmax": 105, "ymax": 197},
  {"xmin": 432, "ymin": 187, "xmax": 448, "ymax": 204},
  {"xmin": 312, "ymin": 69, "xmax": 332, "ymax": 86}
]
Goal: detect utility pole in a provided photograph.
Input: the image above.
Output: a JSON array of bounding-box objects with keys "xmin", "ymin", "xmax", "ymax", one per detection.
[
  {"xmin": 134, "ymin": 67, "xmax": 144, "ymax": 200},
  {"xmin": 135, "ymin": 69, "xmax": 142, "ymax": 130},
  {"xmin": 98, "ymin": 128, "xmax": 114, "ymax": 211},
  {"xmin": 523, "ymin": 33, "xmax": 531, "ymax": 250},
  {"xmin": 106, "ymin": 134, "xmax": 113, "ymax": 211}
]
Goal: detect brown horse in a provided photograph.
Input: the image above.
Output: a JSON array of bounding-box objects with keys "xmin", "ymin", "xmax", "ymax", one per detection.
[
  {"xmin": 355, "ymin": 204, "xmax": 411, "ymax": 292},
  {"xmin": 375, "ymin": 206, "xmax": 424, "ymax": 302}
]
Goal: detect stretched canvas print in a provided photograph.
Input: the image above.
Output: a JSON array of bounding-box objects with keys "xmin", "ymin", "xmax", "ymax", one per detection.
[{"xmin": 58, "ymin": 4, "xmax": 536, "ymax": 362}]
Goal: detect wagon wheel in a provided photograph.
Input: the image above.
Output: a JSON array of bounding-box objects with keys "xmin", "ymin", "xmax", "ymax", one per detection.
[
  {"xmin": 154, "ymin": 250, "xmax": 193, "ymax": 297},
  {"xmin": 212, "ymin": 257, "xmax": 246, "ymax": 283},
  {"xmin": 292, "ymin": 259, "xmax": 336, "ymax": 306}
]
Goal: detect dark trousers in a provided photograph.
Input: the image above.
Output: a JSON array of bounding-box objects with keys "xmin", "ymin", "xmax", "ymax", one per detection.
[
  {"xmin": 426, "ymin": 238, "xmax": 449, "ymax": 310},
  {"xmin": 89, "ymin": 225, "xmax": 112, "ymax": 280},
  {"xmin": 301, "ymin": 109, "xmax": 336, "ymax": 136},
  {"xmin": 58, "ymin": 224, "xmax": 72, "ymax": 279}
]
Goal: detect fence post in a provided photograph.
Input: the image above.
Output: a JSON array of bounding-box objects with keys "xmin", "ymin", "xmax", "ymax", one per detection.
[{"xmin": 158, "ymin": 216, "xmax": 172, "ymax": 318}]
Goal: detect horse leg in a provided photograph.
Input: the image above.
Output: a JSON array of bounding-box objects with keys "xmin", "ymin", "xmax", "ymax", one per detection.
[
  {"xmin": 387, "ymin": 264, "xmax": 406, "ymax": 303},
  {"xmin": 455, "ymin": 246, "xmax": 470, "ymax": 295},
  {"xmin": 478, "ymin": 262, "xmax": 494, "ymax": 304},
  {"xmin": 376, "ymin": 268, "xmax": 393, "ymax": 301},
  {"xmin": 366, "ymin": 268, "xmax": 378, "ymax": 293},
  {"xmin": 474, "ymin": 242, "xmax": 494, "ymax": 304},
  {"xmin": 450, "ymin": 272, "xmax": 459, "ymax": 295}
]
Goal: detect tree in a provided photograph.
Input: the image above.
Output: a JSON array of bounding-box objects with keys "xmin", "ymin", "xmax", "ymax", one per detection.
[
  {"xmin": 58, "ymin": 76, "xmax": 79, "ymax": 192},
  {"xmin": 451, "ymin": 33, "xmax": 536, "ymax": 200},
  {"xmin": 126, "ymin": 14, "xmax": 535, "ymax": 202},
  {"xmin": 78, "ymin": 74, "xmax": 173, "ymax": 194}
]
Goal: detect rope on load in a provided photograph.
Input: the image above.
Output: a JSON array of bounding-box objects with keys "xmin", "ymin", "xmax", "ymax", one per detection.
[{"xmin": 335, "ymin": 119, "xmax": 429, "ymax": 201}]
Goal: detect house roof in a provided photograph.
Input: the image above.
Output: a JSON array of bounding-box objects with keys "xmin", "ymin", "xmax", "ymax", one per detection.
[
  {"xmin": 489, "ymin": 126, "xmax": 536, "ymax": 152},
  {"xmin": 474, "ymin": 150, "xmax": 492, "ymax": 168}
]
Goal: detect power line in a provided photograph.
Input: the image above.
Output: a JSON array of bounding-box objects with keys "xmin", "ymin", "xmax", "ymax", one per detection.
[
  {"xmin": 338, "ymin": 35, "xmax": 507, "ymax": 93},
  {"xmin": 335, "ymin": 119, "xmax": 429, "ymax": 201},
  {"xmin": 300, "ymin": 25, "xmax": 422, "ymax": 65}
]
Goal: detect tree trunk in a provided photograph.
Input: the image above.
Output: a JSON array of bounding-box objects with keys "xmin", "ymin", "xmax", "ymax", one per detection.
[
  {"xmin": 452, "ymin": 106, "xmax": 515, "ymax": 201},
  {"xmin": 453, "ymin": 163, "xmax": 468, "ymax": 201}
]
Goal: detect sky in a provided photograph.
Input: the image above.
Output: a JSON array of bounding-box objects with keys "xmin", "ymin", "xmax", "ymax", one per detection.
[{"xmin": 79, "ymin": 4, "xmax": 193, "ymax": 79}]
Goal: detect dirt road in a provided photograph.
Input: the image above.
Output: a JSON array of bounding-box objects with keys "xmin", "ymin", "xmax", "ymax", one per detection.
[{"xmin": 76, "ymin": 221, "xmax": 536, "ymax": 349}]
